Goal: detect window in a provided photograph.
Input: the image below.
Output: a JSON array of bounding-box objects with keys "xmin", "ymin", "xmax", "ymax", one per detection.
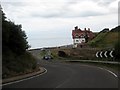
[
  {"xmin": 81, "ymin": 34, "xmax": 84, "ymax": 38},
  {"xmin": 76, "ymin": 35, "xmax": 79, "ymax": 38},
  {"xmin": 76, "ymin": 40, "xmax": 79, "ymax": 42},
  {"xmin": 82, "ymin": 40, "xmax": 84, "ymax": 42}
]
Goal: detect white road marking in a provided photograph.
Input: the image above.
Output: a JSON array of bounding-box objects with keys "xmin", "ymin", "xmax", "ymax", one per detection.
[
  {"xmin": 1, "ymin": 63, "xmax": 118, "ymax": 88},
  {"xmin": 56, "ymin": 64, "xmax": 118, "ymax": 88},
  {"xmin": 98, "ymin": 67, "xmax": 118, "ymax": 78},
  {"xmin": 76, "ymin": 64, "xmax": 118, "ymax": 78},
  {"xmin": 1, "ymin": 68, "xmax": 47, "ymax": 86}
]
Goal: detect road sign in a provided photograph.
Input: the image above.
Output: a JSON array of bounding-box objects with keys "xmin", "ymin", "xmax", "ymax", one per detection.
[
  {"xmin": 96, "ymin": 50, "xmax": 114, "ymax": 58},
  {"xmin": 96, "ymin": 52, "xmax": 99, "ymax": 58},
  {"xmin": 110, "ymin": 51, "xmax": 113, "ymax": 58},
  {"xmin": 104, "ymin": 51, "xmax": 107, "ymax": 58}
]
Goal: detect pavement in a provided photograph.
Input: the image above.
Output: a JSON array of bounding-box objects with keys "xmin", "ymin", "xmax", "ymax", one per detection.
[{"xmin": 2, "ymin": 60, "xmax": 118, "ymax": 88}]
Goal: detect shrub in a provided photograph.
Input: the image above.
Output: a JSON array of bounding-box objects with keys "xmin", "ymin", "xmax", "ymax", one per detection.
[
  {"xmin": 58, "ymin": 51, "xmax": 67, "ymax": 57},
  {"xmin": 114, "ymin": 37, "xmax": 120, "ymax": 61}
]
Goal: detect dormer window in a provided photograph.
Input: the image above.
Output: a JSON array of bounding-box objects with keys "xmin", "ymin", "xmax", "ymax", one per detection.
[
  {"xmin": 81, "ymin": 34, "xmax": 84, "ymax": 38},
  {"xmin": 75, "ymin": 35, "xmax": 79, "ymax": 38}
]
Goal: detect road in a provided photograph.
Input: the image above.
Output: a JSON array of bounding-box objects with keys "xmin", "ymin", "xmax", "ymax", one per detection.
[{"xmin": 3, "ymin": 60, "xmax": 118, "ymax": 88}]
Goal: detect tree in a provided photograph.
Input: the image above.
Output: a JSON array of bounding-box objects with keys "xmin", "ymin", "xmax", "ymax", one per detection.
[
  {"xmin": 113, "ymin": 26, "xmax": 120, "ymax": 61},
  {"xmin": 2, "ymin": 9, "xmax": 37, "ymax": 78},
  {"xmin": 2, "ymin": 10, "xmax": 29, "ymax": 55},
  {"xmin": 114, "ymin": 35, "xmax": 120, "ymax": 61}
]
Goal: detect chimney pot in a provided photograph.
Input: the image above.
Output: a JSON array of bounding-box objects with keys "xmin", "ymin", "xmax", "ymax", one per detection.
[
  {"xmin": 75, "ymin": 26, "xmax": 78, "ymax": 30},
  {"xmin": 88, "ymin": 28, "xmax": 90, "ymax": 31}
]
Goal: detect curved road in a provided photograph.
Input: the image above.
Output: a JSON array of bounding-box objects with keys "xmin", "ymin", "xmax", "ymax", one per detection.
[{"xmin": 3, "ymin": 60, "xmax": 118, "ymax": 88}]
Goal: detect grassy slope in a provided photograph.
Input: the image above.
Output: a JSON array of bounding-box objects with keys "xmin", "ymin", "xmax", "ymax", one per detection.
[
  {"xmin": 3, "ymin": 52, "xmax": 38, "ymax": 79},
  {"xmin": 50, "ymin": 48, "xmax": 100, "ymax": 60},
  {"xmin": 102, "ymin": 32, "xmax": 118, "ymax": 48},
  {"xmin": 88, "ymin": 31, "xmax": 118, "ymax": 48}
]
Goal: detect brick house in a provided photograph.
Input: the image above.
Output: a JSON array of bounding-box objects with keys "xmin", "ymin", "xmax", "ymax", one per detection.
[{"xmin": 72, "ymin": 26, "xmax": 95, "ymax": 48}]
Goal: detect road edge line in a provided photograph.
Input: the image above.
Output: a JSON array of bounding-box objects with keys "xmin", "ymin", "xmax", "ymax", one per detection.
[
  {"xmin": 2, "ymin": 67, "xmax": 47, "ymax": 86},
  {"xmin": 98, "ymin": 67, "xmax": 118, "ymax": 78},
  {"xmin": 78, "ymin": 64, "xmax": 118, "ymax": 78}
]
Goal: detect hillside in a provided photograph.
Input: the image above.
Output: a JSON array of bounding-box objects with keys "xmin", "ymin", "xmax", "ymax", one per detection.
[
  {"xmin": 2, "ymin": 10, "xmax": 38, "ymax": 79},
  {"xmin": 50, "ymin": 48, "xmax": 100, "ymax": 60},
  {"xmin": 88, "ymin": 26, "xmax": 119, "ymax": 48}
]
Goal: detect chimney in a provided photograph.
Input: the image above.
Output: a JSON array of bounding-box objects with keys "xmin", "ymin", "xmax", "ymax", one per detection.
[
  {"xmin": 88, "ymin": 28, "xmax": 90, "ymax": 31},
  {"xmin": 75, "ymin": 26, "xmax": 78, "ymax": 30},
  {"xmin": 84, "ymin": 28, "xmax": 86, "ymax": 31},
  {"xmin": 78, "ymin": 28, "xmax": 81, "ymax": 31}
]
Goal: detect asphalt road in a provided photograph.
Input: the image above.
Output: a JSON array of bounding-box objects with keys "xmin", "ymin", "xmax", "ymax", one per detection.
[{"xmin": 3, "ymin": 60, "xmax": 118, "ymax": 88}]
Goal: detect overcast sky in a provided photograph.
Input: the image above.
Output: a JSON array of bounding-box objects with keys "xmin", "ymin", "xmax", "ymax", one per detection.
[{"xmin": 1, "ymin": 0, "xmax": 119, "ymax": 49}]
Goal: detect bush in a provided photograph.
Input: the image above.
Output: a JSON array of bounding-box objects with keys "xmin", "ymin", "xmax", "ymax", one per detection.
[
  {"xmin": 58, "ymin": 51, "xmax": 67, "ymax": 57},
  {"xmin": 2, "ymin": 52, "xmax": 37, "ymax": 78},
  {"xmin": 2, "ymin": 9, "xmax": 37, "ymax": 79},
  {"xmin": 114, "ymin": 37, "xmax": 120, "ymax": 61}
]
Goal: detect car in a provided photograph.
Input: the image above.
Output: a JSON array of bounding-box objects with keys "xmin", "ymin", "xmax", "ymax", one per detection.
[{"xmin": 43, "ymin": 55, "xmax": 53, "ymax": 60}]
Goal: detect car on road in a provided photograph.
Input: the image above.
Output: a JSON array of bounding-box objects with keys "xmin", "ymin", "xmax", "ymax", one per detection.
[{"xmin": 43, "ymin": 55, "xmax": 53, "ymax": 60}]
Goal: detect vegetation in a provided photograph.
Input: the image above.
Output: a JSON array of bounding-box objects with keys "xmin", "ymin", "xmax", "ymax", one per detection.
[
  {"xmin": 88, "ymin": 26, "xmax": 119, "ymax": 48},
  {"xmin": 114, "ymin": 40, "xmax": 120, "ymax": 61},
  {"xmin": 113, "ymin": 26, "xmax": 120, "ymax": 61},
  {"xmin": 50, "ymin": 48, "xmax": 99, "ymax": 60},
  {"xmin": 88, "ymin": 32, "xmax": 108, "ymax": 47},
  {"xmin": 2, "ymin": 10, "xmax": 37, "ymax": 79},
  {"xmin": 39, "ymin": 50, "xmax": 47, "ymax": 57},
  {"xmin": 58, "ymin": 51, "xmax": 67, "ymax": 57}
]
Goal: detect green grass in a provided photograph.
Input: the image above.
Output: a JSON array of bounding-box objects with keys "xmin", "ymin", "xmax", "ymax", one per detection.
[
  {"xmin": 51, "ymin": 49, "xmax": 66, "ymax": 60},
  {"xmin": 88, "ymin": 32, "xmax": 107, "ymax": 47},
  {"xmin": 50, "ymin": 48, "xmax": 99, "ymax": 60},
  {"xmin": 39, "ymin": 50, "xmax": 47, "ymax": 56},
  {"xmin": 102, "ymin": 32, "xmax": 118, "ymax": 47},
  {"xmin": 88, "ymin": 31, "xmax": 118, "ymax": 48},
  {"xmin": 3, "ymin": 52, "xmax": 38, "ymax": 79}
]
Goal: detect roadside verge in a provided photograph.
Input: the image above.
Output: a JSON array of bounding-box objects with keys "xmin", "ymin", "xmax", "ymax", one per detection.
[{"xmin": 2, "ymin": 67, "xmax": 47, "ymax": 85}]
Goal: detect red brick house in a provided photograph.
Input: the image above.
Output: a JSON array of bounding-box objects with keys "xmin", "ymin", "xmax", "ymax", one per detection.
[{"xmin": 72, "ymin": 26, "xmax": 95, "ymax": 48}]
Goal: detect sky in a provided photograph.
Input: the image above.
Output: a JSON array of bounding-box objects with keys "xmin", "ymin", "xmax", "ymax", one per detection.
[{"xmin": 1, "ymin": 0, "xmax": 119, "ymax": 49}]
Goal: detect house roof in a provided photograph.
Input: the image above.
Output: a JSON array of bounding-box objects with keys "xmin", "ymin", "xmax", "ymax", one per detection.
[{"xmin": 72, "ymin": 26, "xmax": 95, "ymax": 39}]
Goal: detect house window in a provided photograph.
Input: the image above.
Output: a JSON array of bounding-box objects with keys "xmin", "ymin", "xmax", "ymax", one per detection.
[
  {"xmin": 81, "ymin": 34, "xmax": 84, "ymax": 38},
  {"xmin": 82, "ymin": 40, "xmax": 85, "ymax": 42},
  {"xmin": 76, "ymin": 40, "xmax": 79, "ymax": 42},
  {"xmin": 76, "ymin": 35, "xmax": 79, "ymax": 38}
]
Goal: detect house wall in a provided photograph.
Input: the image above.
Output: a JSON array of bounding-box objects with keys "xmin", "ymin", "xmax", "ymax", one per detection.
[
  {"xmin": 73, "ymin": 38, "xmax": 85, "ymax": 44},
  {"xmin": 73, "ymin": 38, "xmax": 85, "ymax": 48}
]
